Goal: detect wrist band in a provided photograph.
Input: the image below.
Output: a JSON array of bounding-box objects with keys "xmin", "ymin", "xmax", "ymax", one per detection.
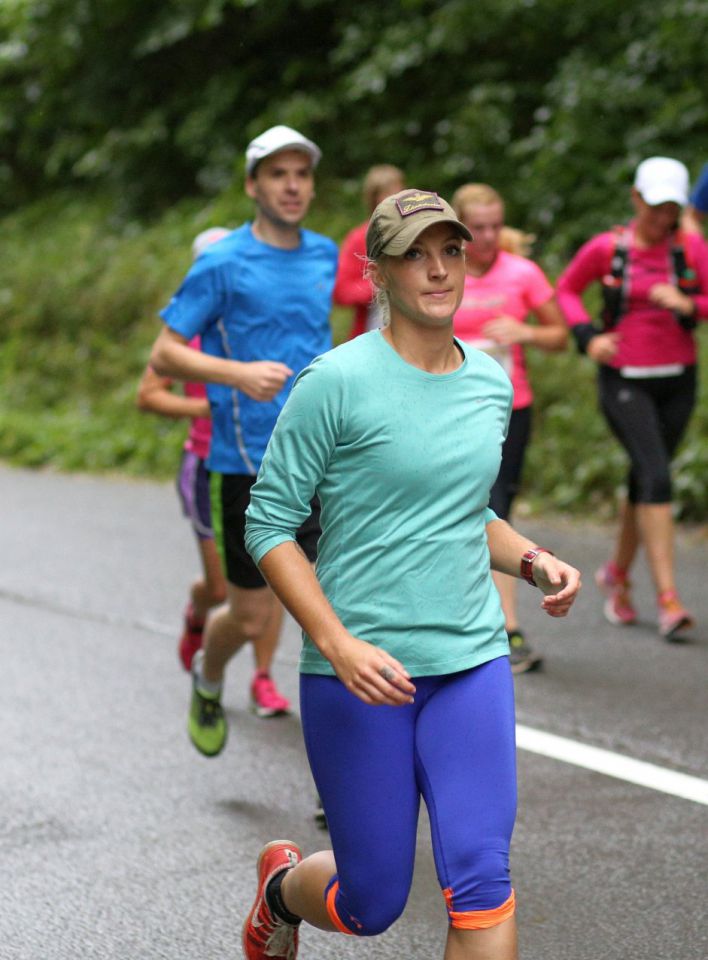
[{"xmin": 520, "ymin": 547, "xmax": 554, "ymax": 587}]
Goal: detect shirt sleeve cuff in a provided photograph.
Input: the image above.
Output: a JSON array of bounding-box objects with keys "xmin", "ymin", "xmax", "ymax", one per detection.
[{"xmin": 245, "ymin": 531, "xmax": 296, "ymax": 568}]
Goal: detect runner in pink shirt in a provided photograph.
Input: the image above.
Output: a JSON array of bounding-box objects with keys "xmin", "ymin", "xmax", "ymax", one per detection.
[
  {"xmin": 333, "ymin": 165, "xmax": 405, "ymax": 338},
  {"xmin": 452, "ymin": 184, "xmax": 568, "ymax": 673},
  {"xmin": 557, "ymin": 157, "xmax": 708, "ymax": 640}
]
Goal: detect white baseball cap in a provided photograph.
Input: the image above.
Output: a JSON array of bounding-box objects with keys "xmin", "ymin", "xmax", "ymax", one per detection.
[
  {"xmin": 245, "ymin": 125, "xmax": 321, "ymax": 176},
  {"xmin": 191, "ymin": 226, "xmax": 231, "ymax": 260},
  {"xmin": 634, "ymin": 156, "xmax": 689, "ymax": 206}
]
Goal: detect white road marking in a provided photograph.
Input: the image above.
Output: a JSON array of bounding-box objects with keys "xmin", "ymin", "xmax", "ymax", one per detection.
[{"xmin": 516, "ymin": 724, "xmax": 708, "ymax": 806}]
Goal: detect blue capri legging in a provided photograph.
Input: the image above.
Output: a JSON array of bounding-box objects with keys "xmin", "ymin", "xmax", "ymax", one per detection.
[{"xmin": 300, "ymin": 655, "xmax": 517, "ymax": 936}]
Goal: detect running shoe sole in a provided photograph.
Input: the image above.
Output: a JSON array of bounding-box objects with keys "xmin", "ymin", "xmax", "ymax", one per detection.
[
  {"xmin": 511, "ymin": 653, "xmax": 543, "ymax": 675},
  {"xmin": 602, "ymin": 596, "xmax": 637, "ymax": 627},
  {"xmin": 250, "ymin": 698, "xmax": 291, "ymax": 719},
  {"xmin": 660, "ymin": 613, "xmax": 695, "ymax": 642}
]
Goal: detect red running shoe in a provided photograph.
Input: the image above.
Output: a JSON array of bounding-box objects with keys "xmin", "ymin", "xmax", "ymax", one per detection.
[
  {"xmin": 250, "ymin": 671, "xmax": 291, "ymax": 718},
  {"xmin": 178, "ymin": 604, "xmax": 204, "ymax": 672},
  {"xmin": 242, "ymin": 840, "xmax": 302, "ymax": 960},
  {"xmin": 594, "ymin": 562, "xmax": 637, "ymax": 626}
]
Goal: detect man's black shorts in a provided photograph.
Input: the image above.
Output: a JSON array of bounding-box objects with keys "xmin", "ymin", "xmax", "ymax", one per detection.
[{"xmin": 209, "ymin": 472, "xmax": 320, "ymax": 589}]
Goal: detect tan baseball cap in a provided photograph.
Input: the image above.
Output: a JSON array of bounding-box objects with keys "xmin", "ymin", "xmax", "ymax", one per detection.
[{"xmin": 366, "ymin": 189, "xmax": 472, "ymax": 259}]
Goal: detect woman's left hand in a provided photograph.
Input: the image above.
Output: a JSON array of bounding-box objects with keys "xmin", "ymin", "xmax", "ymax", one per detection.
[{"xmin": 530, "ymin": 553, "xmax": 582, "ymax": 617}]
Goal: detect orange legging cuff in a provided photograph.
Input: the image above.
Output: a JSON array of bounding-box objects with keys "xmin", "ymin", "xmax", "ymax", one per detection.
[
  {"xmin": 444, "ymin": 889, "xmax": 516, "ymax": 930},
  {"xmin": 325, "ymin": 880, "xmax": 356, "ymax": 935}
]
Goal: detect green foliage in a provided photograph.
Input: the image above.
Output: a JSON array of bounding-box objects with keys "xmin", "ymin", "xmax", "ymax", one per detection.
[
  {"xmin": 1, "ymin": 0, "xmax": 706, "ymax": 250},
  {"xmin": 0, "ymin": 189, "xmax": 705, "ymax": 521},
  {"xmin": 0, "ymin": 0, "xmax": 706, "ymax": 517}
]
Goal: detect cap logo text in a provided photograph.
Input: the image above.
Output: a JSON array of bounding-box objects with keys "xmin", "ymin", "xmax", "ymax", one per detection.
[{"xmin": 395, "ymin": 191, "xmax": 444, "ymax": 217}]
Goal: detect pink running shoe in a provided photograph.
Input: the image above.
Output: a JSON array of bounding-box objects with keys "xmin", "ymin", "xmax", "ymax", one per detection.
[
  {"xmin": 250, "ymin": 671, "xmax": 291, "ymax": 718},
  {"xmin": 242, "ymin": 840, "xmax": 302, "ymax": 960},
  {"xmin": 178, "ymin": 605, "xmax": 204, "ymax": 671},
  {"xmin": 657, "ymin": 591, "xmax": 695, "ymax": 641},
  {"xmin": 594, "ymin": 562, "xmax": 637, "ymax": 626}
]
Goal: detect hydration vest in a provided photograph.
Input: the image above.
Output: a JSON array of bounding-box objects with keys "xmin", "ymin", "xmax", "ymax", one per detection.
[{"xmin": 601, "ymin": 226, "xmax": 700, "ymax": 330}]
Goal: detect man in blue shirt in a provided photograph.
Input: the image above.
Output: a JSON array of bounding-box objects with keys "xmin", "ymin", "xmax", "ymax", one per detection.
[{"xmin": 150, "ymin": 125, "xmax": 338, "ymax": 756}]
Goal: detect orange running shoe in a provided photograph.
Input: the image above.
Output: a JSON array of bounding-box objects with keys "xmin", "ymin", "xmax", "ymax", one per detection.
[{"xmin": 242, "ymin": 840, "xmax": 302, "ymax": 960}]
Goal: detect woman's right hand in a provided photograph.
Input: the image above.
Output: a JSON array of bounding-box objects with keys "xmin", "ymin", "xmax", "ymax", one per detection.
[
  {"xmin": 327, "ymin": 633, "xmax": 416, "ymax": 707},
  {"xmin": 586, "ymin": 331, "xmax": 621, "ymax": 364}
]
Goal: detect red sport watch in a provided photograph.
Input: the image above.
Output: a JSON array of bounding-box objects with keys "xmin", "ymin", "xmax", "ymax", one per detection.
[{"xmin": 520, "ymin": 547, "xmax": 554, "ymax": 587}]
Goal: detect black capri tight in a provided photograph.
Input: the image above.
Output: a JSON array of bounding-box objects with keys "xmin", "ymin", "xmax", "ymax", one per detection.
[
  {"xmin": 597, "ymin": 366, "xmax": 696, "ymax": 504},
  {"xmin": 489, "ymin": 406, "xmax": 532, "ymax": 520}
]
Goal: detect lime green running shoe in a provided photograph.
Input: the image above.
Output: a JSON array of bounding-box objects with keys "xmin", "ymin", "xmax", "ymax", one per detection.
[{"xmin": 188, "ymin": 653, "xmax": 227, "ymax": 757}]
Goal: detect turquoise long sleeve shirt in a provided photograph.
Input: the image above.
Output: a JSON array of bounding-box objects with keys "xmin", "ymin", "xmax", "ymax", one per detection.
[{"xmin": 245, "ymin": 330, "xmax": 513, "ymax": 676}]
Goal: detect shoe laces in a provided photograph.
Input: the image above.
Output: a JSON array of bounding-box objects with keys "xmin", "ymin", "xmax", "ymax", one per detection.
[
  {"xmin": 264, "ymin": 921, "xmax": 297, "ymax": 959},
  {"xmin": 196, "ymin": 695, "xmax": 222, "ymax": 727}
]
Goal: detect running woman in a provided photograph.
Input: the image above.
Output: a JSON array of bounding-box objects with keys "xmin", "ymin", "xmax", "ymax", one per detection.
[
  {"xmin": 137, "ymin": 228, "xmax": 231, "ymax": 671},
  {"xmin": 452, "ymin": 184, "xmax": 568, "ymax": 674},
  {"xmin": 241, "ymin": 189, "xmax": 581, "ymax": 960},
  {"xmin": 333, "ymin": 164, "xmax": 405, "ymax": 338},
  {"xmin": 557, "ymin": 156, "xmax": 708, "ymax": 640},
  {"xmin": 149, "ymin": 126, "xmax": 338, "ymax": 755}
]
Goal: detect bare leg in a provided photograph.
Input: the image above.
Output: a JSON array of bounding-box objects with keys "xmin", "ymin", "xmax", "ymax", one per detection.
[
  {"xmin": 635, "ymin": 502, "xmax": 676, "ymax": 596},
  {"xmin": 201, "ymin": 583, "xmax": 276, "ymax": 685},
  {"xmin": 444, "ymin": 918, "xmax": 518, "ymax": 960},
  {"xmin": 492, "ymin": 571, "xmax": 518, "ymax": 632},
  {"xmin": 612, "ymin": 499, "xmax": 640, "ymax": 573},
  {"xmin": 253, "ymin": 597, "xmax": 285, "ymax": 673},
  {"xmin": 280, "ymin": 851, "xmax": 338, "ymax": 932},
  {"xmin": 189, "ymin": 538, "xmax": 228, "ymax": 622}
]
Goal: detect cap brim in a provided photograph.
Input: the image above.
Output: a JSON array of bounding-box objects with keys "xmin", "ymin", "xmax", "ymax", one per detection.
[
  {"xmin": 382, "ymin": 215, "xmax": 472, "ymax": 255},
  {"xmin": 247, "ymin": 143, "xmax": 320, "ymax": 175},
  {"xmin": 639, "ymin": 188, "xmax": 687, "ymax": 207}
]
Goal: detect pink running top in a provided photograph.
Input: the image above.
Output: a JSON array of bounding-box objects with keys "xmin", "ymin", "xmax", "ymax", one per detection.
[
  {"xmin": 453, "ymin": 250, "xmax": 554, "ymax": 409},
  {"xmin": 556, "ymin": 224, "xmax": 708, "ymax": 369},
  {"xmin": 183, "ymin": 336, "xmax": 211, "ymax": 459}
]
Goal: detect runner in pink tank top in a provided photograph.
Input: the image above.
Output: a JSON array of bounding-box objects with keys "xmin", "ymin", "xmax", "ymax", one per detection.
[{"xmin": 452, "ymin": 184, "xmax": 568, "ymax": 673}]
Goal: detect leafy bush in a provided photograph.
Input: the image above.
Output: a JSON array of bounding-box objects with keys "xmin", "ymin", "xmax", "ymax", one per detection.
[{"xmin": 0, "ymin": 189, "xmax": 705, "ymax": 521}]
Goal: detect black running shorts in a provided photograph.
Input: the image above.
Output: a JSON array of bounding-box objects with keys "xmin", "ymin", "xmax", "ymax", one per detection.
[{"xmin": 209, "ymin": 472, "xmax": 320, "ymax": 589}]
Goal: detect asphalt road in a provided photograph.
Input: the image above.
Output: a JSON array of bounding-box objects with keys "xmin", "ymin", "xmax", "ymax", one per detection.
[{"xmin": 1, "ymin": 464, "xmax": 706, "ymax": 960}]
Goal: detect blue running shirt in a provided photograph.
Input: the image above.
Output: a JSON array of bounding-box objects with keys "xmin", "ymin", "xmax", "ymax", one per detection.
[{"xmin": 161, "ymin": 224, "xmax": 337, "ymax": 474}]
